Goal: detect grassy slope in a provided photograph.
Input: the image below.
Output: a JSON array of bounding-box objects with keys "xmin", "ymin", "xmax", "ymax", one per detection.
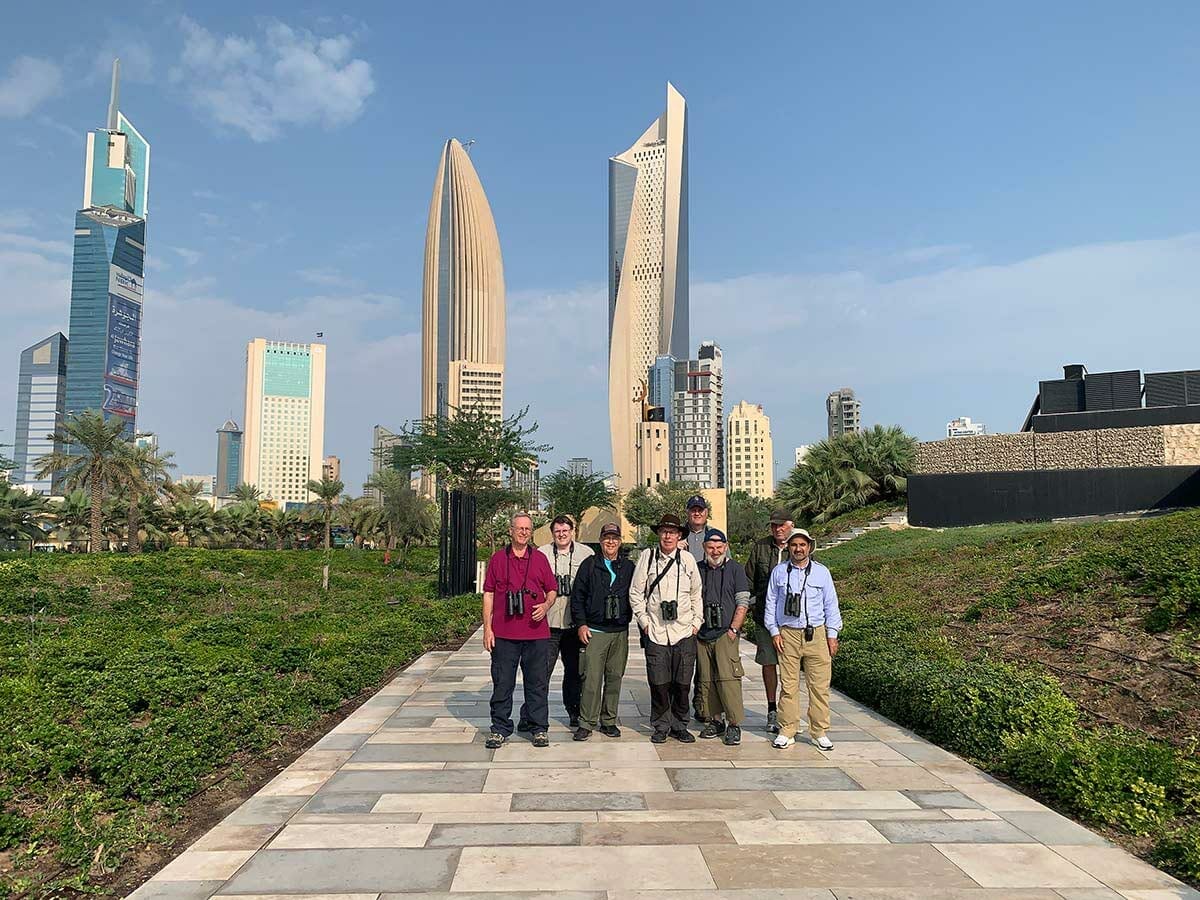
[
  {"xmin": 0, "ymin": 548, "xmax": 480, "ymax": 897},
  {"xmin": 816, "ymin": 511, "xmax": 1199, "ymax": 883}
]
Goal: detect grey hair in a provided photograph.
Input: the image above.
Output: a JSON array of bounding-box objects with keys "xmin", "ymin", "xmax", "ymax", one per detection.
[{"xmin": 510, "ymin": 511, "xmax": 534, "ymax": 527}]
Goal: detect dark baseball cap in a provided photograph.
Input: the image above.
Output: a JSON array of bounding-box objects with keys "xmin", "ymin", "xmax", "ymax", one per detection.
[
  {"xmin": 769, "ymin": 508, "xmax": 793, "ymax": 525},
  {"xmin": 599, "ymin": 522, "xmax": 622, "ymax": 538},
  {"xmin": 704, "ymin": 528, "xmax": 728, "ymax": 543},
  {"xmin": 686, "ymin": 494, "xmax": 708, "ymax": 510}
]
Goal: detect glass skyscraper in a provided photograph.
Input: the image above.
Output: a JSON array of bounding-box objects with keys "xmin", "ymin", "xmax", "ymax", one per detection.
[
  {"xmin": 215, "ymin": 419, "xmax": 243, "ymax": 498},
  {"xmin": 11, "ymin": 333, "xmax": 69, "ymax": 494},
  {"xmin": 64, "ymin": 60, "xmax": 149, "ymax": 436}
]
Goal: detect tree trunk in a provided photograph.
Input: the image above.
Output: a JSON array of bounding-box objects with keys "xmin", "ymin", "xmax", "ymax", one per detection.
[
  {"xmin": 89, "ymin": 479, "xmax": 104, "ymax": 553},
  {"xmin": 127, "ymin": 490, "xmax": 142, "ymax": 553},
  {"xmin": 324, "ymin": 510, "xmax": 332, "ymax": 551}
]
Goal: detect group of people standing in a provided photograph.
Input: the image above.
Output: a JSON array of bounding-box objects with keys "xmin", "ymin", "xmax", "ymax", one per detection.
[{"xmin": 479, "ymin": 496, "xmax": 843, "ymax": 751}]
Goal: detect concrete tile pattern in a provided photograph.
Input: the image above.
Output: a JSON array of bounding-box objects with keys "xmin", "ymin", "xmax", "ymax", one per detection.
[{"xmin": 128, "ymin": 628, "xmax": 1195, "ymax": 898}]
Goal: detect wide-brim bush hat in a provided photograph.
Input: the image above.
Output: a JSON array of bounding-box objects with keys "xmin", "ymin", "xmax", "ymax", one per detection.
[
  {"xmin": 651, "ymin": 513, "xmax": 686, "ymax": 535},
  {"xmin": 788, "ymin": 527, "xmax": 814, "ymax": 545}
]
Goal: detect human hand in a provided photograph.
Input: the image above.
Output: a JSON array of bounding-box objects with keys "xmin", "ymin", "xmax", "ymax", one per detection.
[
  {"xmin": 772, "ymin": 634, "xmax": 784, "ymax": 653},
  {"xmin": 578, "ymin": 625, "xmax": 591, "ymax": 645},
  {"xmin": 692, "ymin": 625, "xmax": 699, "ymax": 636},
  {"xmin": 726, "ymin": 628, "xmax": 738, "ymax": 642},
  {"xmin": 484, "ymin": 628, "xmax": 496, "ymax": 652},
  {"xmin": 531, "ymin": 601, "xmax": 550, "ymax": 622},
  {"xmin": 828, "ymin": 637, "xmax": 839, "ymax": 657}
]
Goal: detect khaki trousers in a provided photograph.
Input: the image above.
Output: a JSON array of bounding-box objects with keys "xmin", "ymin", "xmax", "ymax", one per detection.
[
  {"xmin": 579, "ymin": 629, "xmax": 629, "ymax": 730},
  {"xmin": 695, "ymin": 634, "xmax": 745, "ymax": 725},
  {"xmin": 777, "ymin": 625, "xmax": 831, "ymax": 739}
]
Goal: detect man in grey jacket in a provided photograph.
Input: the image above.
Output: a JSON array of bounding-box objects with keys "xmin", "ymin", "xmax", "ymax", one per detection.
[{"xmin": 630, "ymin": 513, "xmax": 703, "ymax": 743}]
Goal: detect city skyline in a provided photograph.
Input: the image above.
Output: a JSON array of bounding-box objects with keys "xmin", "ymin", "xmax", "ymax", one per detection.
[{"xmin": 5, "ymin": 8, "xmax": 1200, "ymax": 491}]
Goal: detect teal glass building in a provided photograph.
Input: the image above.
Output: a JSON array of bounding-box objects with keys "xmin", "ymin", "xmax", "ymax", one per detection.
[{"xmin": 11, "ymin": 333, "xmax": 69, "ymax": 494}]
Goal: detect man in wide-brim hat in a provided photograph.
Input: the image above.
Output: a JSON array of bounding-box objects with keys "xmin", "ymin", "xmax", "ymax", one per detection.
[{"xmin": 630, "ymin": 513, "xmax": 704, "ymax": 743}]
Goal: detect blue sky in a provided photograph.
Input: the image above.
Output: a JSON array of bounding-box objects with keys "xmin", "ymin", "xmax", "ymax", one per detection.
[{"xmin": 3, "ymin": 2, "xmax": 1200, "ymax": 490}]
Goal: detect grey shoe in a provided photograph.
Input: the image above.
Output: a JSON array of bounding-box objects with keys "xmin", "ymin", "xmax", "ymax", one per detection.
[
  {"xmin": 699, "ymin": 720, "xmax": 726, "ymax": 739},
  {"xmin": 573, "ymin": 727, "xmax": 592, "ymax": 741},
  {"xmin": 485, "ymin": 732, "xmax": 507, "ymax": 749},
  {"xmin": 722, "ymin": 725, "xmax": 742, "ymax": 745},
  {"xmin": 765, "ymin": 710, "xmax": 780, "ymax": 734}
]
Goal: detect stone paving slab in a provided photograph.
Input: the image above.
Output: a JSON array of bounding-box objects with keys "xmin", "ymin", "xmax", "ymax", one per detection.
[{"xmin": 129, "ymin": 627, "xmax": 1198, "ymax": 899}]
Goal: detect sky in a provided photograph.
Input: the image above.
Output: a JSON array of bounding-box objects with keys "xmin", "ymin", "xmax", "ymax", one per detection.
[{"xmin": 3, "ymin": 2, "xmax": 1200, "ymax": 491}]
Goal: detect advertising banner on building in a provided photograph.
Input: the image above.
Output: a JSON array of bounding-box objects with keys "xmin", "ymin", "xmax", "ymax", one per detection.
[{"xmin": 103, "ymin": 263, "xmax": 143, "ymax": 423}]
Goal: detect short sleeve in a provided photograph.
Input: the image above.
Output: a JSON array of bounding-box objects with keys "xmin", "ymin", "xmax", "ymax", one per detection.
[
  {"xmin": 536, "ymin": 553, "xmax": 558, "ymax": 594},
  {"xmin": 482, "ymin": 552, "xmax": 502, "ymax": 593}
]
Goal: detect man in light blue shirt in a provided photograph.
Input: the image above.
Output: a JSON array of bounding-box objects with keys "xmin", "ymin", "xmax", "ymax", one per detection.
[{"xmin": 764, "ymin": 528, "xmax": 842, "ymax": 751}]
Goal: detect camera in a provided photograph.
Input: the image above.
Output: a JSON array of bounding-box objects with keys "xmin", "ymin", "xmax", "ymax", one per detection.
[
  {"xmin": 784, "ymin": 591, "xmax": 802, "ymax": 618},
  {"xmin": 804, "ymin": 625, "xmax": 815, "ymax": 642},
  {"xmin": 604, "ymin": 593, "xmax": 621, "ymax": 620},
  {"xmin": 506, "ymin": 590, "xmax": 525, "ymax": 617},
  {"xmin": 556, "ymin": 574, "xmax": 572, "ymax": 596},
  {"xmin": 659, "ymin": 599, "xmax": 678, "ymax": 622},
  {"xmin": 704, "ymin": 603, "xmax": 723, "ymax": 630}
]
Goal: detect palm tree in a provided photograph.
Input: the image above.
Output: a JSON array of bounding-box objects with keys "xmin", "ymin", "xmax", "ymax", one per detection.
[
  {"xmin": 232, "ymin": 483, "xmax": 262, "ymax": 504},
  {"xmin": 217, "ymin": 502, "xmax": 264, "ymax": 549},
  {"xmin": 267, "ymin": 507, "xmax": 299, "ymax": 550},
  {"xmin": 34, "ymin": 411, "xmax": 129, "ymax": 552},
  {"xmin": 367, "ymin": 469, "xmax": 437, "ymax": 565},
  {"xmin": 306, "ymin": 476, "xmax": 344, "ymax": 551},
  {"xmin": 119, "ymin": 445, "xmax": 175, "ymax": 552},
  {"xmin": 51, "ymin": 490, "xmax": 91, "ymax": 549},
  {"xmin": 540, "ymin": 468, "xmax": 619, "ymax": 530},
  {"xmin": 0, "ymin": 483, "xmax": 51, "ymax": 549},
  {"xmin": 170, "ymin": 479, "xmax": 206, "ymax": 503},
  {"xmin": 337, "ymin": 496, "xmax": 382, "ymax": 548},
  {"xmin": 170, "ymin": 501, "xmax": 215, "ymax": 547}
]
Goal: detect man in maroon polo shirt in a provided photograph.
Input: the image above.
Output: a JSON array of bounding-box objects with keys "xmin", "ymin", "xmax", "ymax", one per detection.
[{"xmin": 482, "ymin": 512, "xmax": 558, "ymax": 749}]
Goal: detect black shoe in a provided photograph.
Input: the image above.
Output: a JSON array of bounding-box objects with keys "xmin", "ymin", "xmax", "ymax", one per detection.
[
  {"xmin": 722, "ymin": 725, "xmax": 742, "ymax": 746},
  {"xmin": 599, "ymin": 724, "xmax": 621, "ymax": 738},
  {"xmin": 568, "ymin": 713, "xmax": 580, "ymax": 728},
  {"xmin": 516, "ymin": 720, "xmax": 534, "ymax": 733},
  {"xmin": 670, "ymin": 728, "xmax": 696, "ymax": 743},
  {"xmin": 532, "ymin": 731, "xmax": 550, "ymax": 748},
  {"xmin": 650, "ymin": 731, "xmax": 669, "ymax": 744},
  {"xmin": 485, "ymin": 732, "xmax": 507, "ymax": 749},
  {"xmin": 573, "ymin": 727, "xmax": 592, "ymax": 741},
  {"xmin": 699, "ymin": 721, "xmax": 726, "ymax": 739}
]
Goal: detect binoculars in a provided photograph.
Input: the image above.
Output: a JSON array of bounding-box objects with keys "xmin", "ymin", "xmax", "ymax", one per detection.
[
  {"xmin": 506, "ymin": 590, "xmax": 526, "ymax": 617},
  {"xmin": 784, "ymin": 591, "xmax": 803, "ymax": 618},
  {"xmin": 556, "ymin": 574, "xmax": 573, "ymax": 596},
  {"xmin": 659, "ymin": 599, "xmax": 678, "ymax": 622},
  {"xmin": 704, "ymin": 603, "xmax": 723, "ymax": 630},
  {"xmin": 604, "ymin": 593, "xmax": 621, "ymax": 620}
]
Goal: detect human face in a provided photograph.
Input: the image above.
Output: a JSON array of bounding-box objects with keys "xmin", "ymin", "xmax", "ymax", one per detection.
[
  {"xmin": 551, "ymin": 522, "xmax": 574, "ymax": 549},
  {"xmin": 771, "ymin": 520, "xmax": 793, "ymax": 545},
  {"xmin": 788, "ymin": 537, "xmax": 811, "ymax": 566},
  {"xmin": 704, "ymin": 539, "xmax": 726, "ymax": 566},
  {"xmin": 688, "ymin": 505, "xmax": 708, "ymax": 531},
  {"xmin": 510, "ymin": 516, "xmax": 533, "ymax": 550},
  {"xmin": 601, "ymin": 534, "xmax": 621, "ymax": 559},
  {"xmin": 658, "ymin": 527, "xmax": 682, "ymax": 554}
]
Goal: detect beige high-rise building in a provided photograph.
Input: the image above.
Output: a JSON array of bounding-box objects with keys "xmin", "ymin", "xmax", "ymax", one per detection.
[
  {"xmin": 728, "ymin": 401, "xmax": 774, "ymax": 499},
  {"xmin": 421, "ymin": 138, "xmax": 505, "ymax": 424},
  {"xmin": 241, "ymin": 339, "xmax": 326, "ymax": 506},
  {"xmin": 322, "ymin": 456, "xmax": 341, "ymax": 482},
  {"xmin": 608, "ymin": 83, "xmax": 688, "ymax": 492},
  {"xmin": 638, "ymin": 420, "xmax": 671, "ymax": 490}
]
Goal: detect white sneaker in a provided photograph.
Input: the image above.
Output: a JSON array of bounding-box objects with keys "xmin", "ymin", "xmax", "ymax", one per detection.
[
  {"xmin": 813, "ymin": 735, "xmax": 834, "ymax": 751},
  {"xmin": 772, "ymin": 734, "xmax": 794, "ymax": 749}
]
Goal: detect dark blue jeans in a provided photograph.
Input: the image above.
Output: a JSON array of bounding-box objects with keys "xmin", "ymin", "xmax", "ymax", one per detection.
[{"xmin": 490, "ymin": 637, "xmax": 550, "ymax": 736}]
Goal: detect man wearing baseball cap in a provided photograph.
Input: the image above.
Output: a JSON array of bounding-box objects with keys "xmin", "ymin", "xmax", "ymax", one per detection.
[
  {"xmin": 695, "ymin": 527, "xmax": 751, "ymax": 745},
  {"xmin": 684, "ymin": 494, "xmax": 711, "ymax": 562},
  {"xmin": 569, "ymin": 522, "xmax": 634, "ymax": 740},
  {"xmin": 744, "ymin": 508, "xmax": 794, "ymax": 733},
  {"xmin": 764, "ymin": 527, "xmax": 843, "ymax": 751},
  {"xmin": 630, "ymin": 513, "xmax": 704, "ymax": 742}
]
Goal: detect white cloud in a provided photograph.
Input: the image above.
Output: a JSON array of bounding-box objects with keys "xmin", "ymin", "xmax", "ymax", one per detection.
[
  {"xmin": 192, "ymin": 189, "xmax": 219, "ymax": 201},
  {"xmin": 172, "ymin": 17, "xmax": 375, "ymax": 142},
  {"xmin": 170, "ymin": 246, "xmax": 202, "ymax": 266},
  {"xmin": 298, "ymin": 267, "xmax": 360, "ymax": 288},
  {"xmin": 0, "ymin": 57, "xmax": 63, "ymax": 118},
  {"xmin": 92, "ymin": 38, "xmax": 154, "ymax": 84},
  {"xmin": 0, "ymin": 232, "xmax": 70, "ymax": 256}
]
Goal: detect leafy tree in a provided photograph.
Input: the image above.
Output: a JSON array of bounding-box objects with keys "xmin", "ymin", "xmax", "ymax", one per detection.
[
  {"xmin": 232, "ymin": 483, "xmax": 262, "ymax": 503},
  {"xmin": 727, "ymin": 490, "xmax": 774, "ymax": 547},
  {"xmin": 395, "ymin": 404, "xmax": 550, "ymax": 495},
  {"xmin": 776, "ymin": 425, "xmax": 915, "ymax": 524},
  {"xmin": 473, "ymin": 484, "xmax": 532, "ymax": 553},
  {"xmin": 34, "ymin": 410, "xmax": 129, "ymax": 552},
  {"xmin": 0, "ymin": 483, "xmax": 51, "ymax": 548},
  {"xmin": 338, "ymin": 496, "xmax": 382, "ymax": 548},
  {"xmin": 540, "ymin": 469, "xmax": 619, "ymax": 531},
  {"xmin": 306, "ymin": 476, "xmax": 344, "ymax": 551},
  {"xmin": 622, "ymin": 480, "xmax": 703, "ymax": 530},
  {"xmin": 118, "ymin": 445, "xmax": 175, "ymax": 553},
  {"xmin": 367, "ymin": 469, "xmax": 438, "ymax": 564}
]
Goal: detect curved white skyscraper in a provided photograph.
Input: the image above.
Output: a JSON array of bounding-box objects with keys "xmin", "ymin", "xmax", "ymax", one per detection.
[
  {"xmin": 421, "ymin": 139, "xmax": 506, "ymax": 427},
  {"xmin": 608, "ymin": 83, "xmax": 688, "ymax": 491}
]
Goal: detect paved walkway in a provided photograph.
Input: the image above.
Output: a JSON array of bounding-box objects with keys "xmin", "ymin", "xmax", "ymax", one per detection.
[{"xmin": 131, "ymin": 628, "xmax": 1197, "ymax": 900}]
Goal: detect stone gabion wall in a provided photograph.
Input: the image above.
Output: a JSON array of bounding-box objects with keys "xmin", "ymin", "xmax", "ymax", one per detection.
[
  {"xmin": 915, "ymin": 426, "xmax": 1168, "ymax": 474},
  {"xmin": 1165, "ymin": 424, "xmax": 1200, "ymax": 465}
]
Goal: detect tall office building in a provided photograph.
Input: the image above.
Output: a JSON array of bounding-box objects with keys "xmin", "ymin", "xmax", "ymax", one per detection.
[
  {"xmin": 215, "ymin": 419, "xmax": 243, "ymax": 497},
  {"xmin": 728, "ymin": 401, "xmax": 775, "ymax": 499},
  {"xmin": 323, "ymin": 456, "xmax": 341, "ymax": 481},
  {"xmin": 608, "ymin": 83, "xmax": 689, "ymax": 492},
  {"xmin": 421, "ymin": 139, "xmax": 505, "ymax": 425},
  {"xmin": 826, "ymin": 388, "xmax": 862, "ymax": 439},
  {"xmin": 64, "ymin": 60, "xmax": 150, "ymax": 437},
  {"xmin": 947, "ymin": 416, "xmax": 987, "ymax": 438},
  {"xmin": 566, "ymin": 457, "xmax": 594, "ymax": 477},
  {"xmin": 11, "ymin": 333, "xmax": 69, "ymax": 494},
  {"xmin": 507, "ymin": 463, "xmax": 540, "ymax": 510},
  {"xmin": 366, "ymin": 425, "xmax": 410, "ymax": 500},
  {"xmin": 670, "ymin": 341, "xmax": 724, "ymax": 488},
  {"xmin": 241, "ymin": 339, "xmax": 326, "ymax": 506}
]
